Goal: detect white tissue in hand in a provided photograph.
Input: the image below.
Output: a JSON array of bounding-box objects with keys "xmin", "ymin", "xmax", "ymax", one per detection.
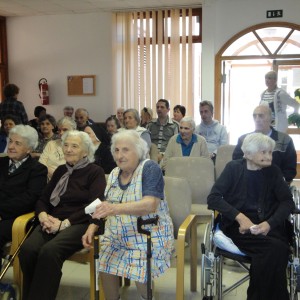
[
  {"xmin": 250, "ymin": 225, "xmax": 258, "ymax": 234},
  {"xmin": 85, "ymin": 198, "xmax": 101, "ymax": 214}
]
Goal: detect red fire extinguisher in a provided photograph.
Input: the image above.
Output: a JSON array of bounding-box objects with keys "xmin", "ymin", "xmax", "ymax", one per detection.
[{"xmin": 38, "ymin": 78, "xmax": 49, "ymax": 105}]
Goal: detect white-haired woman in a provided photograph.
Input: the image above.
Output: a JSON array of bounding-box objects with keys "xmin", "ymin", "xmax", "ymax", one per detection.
[
  {"xmin": 162, "ymin": 116, "xmax": 209, "ymax": 170},
  {"xmin": 82, "ymin": 130, "xmax": 174, "ymax": 300},
  {"xmin": 207, "ymin": 133, "xmax": 295, "ymax": 300},
  {"xmin": 120, "ymin": 108, "xmax": 152, "ymax": 149},
  {"xmin": 19, "ymin": 130, "xmax": 106, "ymax": 300},
  {"xmin": 39, "ymin": 116, "xmax": 76, "ymax": 180},
  {"xmin": 0, "ymin": 125, "xmax": 47, "ymax": 262}
]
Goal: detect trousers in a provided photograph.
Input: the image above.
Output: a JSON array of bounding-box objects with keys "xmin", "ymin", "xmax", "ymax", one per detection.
[
  {"xmin": 19, "ymin": 223, "xmax": 88, "ymax": 300},
  {"xmin": 226, "ymin": 224, "xmax": 290, "ymax": 300}
]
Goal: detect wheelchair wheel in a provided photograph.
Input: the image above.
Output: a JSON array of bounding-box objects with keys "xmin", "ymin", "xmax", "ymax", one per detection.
[{"xmin": 1, "ymin": 284, "xmax": 20, "ymax": 300}]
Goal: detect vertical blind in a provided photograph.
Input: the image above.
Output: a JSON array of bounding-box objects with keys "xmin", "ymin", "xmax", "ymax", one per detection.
[{"xmin": 113, "ymin": 8, "xmax": 197, "ymax": 117}]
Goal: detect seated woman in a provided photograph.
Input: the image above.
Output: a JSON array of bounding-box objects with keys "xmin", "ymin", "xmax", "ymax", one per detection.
[
  {"xmin": 0, "ymin": 125, "xmax": 47, "ymax": 260},
  {"xmin": 82, "ymin": 130, "xmax": 174, "ymax": 300},
  {"xmin": 173, "ymin": 104, "xmax": 186, "ymax": 123},
  {"xmin": 39, "ymin": 116, "xmax": 76, "ymax": 180},
  {"xmin": 19, "ymin": 130, "xmax": 106, "ymax": 300},
  {"xmin": 31, "ymin": 114, "xmax": 59, "ymax": 159},
  {"xmin": 162, "ymin": 116, "xmax": 209, "ymax": 170},
  {"xmin": 106, "ymin": 115, "xmax": 120, "ymax": 137},
  {"xmin": 207, "ymin": 133, "xmax": 295, "ymax": 300},
  {"xmin": 0, "ymin": 114, "xmax": 20, "ymax": 154},
  {"xmin": 140, "ymin": 107, "xmax": 153, "ymax": 128},
  {"xmin": 120, "ymin": 108, "xmax": 152, "ymax": 149},
  {"xmin": 84, "ymin": 124, "xmax": 116, "ymax": 174}
]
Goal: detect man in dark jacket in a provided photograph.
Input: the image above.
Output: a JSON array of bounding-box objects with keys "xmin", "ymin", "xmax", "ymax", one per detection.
[
  {"xmin": 232, "ymin": 105, "xmax": 297, "ymax": 184},
  {"xmin": 0, "ymin": 124, "xmax": 47, "ymax": 259}
]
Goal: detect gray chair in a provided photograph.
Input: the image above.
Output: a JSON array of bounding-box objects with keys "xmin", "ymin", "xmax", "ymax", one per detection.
[
  {"xmin": 165, "ymin": 157, "xmax": 215, "ymax": 221},
  {"xmin": 215, "ymin": 145, "xmax": 236, "ymax": 179},
  {"xmin": 164, "ymin": 176, "xmax": 199, "ymax": 300}
]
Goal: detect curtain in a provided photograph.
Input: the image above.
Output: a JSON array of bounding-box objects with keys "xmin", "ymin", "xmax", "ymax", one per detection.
[{"xmin": 113, "ymin": 9, "xmax": 195, "ymax": 116}]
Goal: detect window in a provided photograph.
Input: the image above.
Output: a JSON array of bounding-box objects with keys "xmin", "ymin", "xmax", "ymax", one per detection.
[{"xmin": 113, "ymin": 8, "xmax": 202, "ymax": 119}]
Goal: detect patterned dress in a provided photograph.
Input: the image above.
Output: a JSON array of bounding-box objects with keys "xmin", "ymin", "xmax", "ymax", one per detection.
[{"xmin": 99, "ymin": 160, "xmax": 174, "ymax": 283}]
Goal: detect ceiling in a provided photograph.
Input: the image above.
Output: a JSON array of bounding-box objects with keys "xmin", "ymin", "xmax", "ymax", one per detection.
[{"xmin": 0, "ymin": 0, "xmax": 202, "ymax": 17}]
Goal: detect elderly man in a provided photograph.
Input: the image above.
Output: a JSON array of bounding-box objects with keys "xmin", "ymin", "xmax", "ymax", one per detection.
[
  {"xmin": 74, "ymin": 108, "xmax": 94, "ymax": 130},
  {"xmin": 232, "ymin": 105, "xmax": 297, "ymax": 184},
  {"xmin": 0, "ymin": 125, "xmax": 47, "ymax": 261},
  {"xmin": 260, "ymin": 70, "xmax": 299, "ymax": 133},
  {"xmin": 63, "ymin": 106, "xmax": 74, "ymax": 118},
  {"xmin": 147, "ymin": 99, "xmax": 179, "ymax": 161},
  {"xmin": 195, "ymin": 100, "xmax": 228, "ymax": 161}
]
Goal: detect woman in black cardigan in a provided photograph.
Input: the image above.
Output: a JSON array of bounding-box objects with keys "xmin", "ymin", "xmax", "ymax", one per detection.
[{"xmin": 19, "ymin": 130, "xmax": 106, "ymax": 300}]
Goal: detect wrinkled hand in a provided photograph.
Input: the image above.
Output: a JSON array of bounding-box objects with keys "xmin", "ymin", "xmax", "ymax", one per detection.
[
  {"xmin": 92, "ymin": 202, "xmax": 115, "ymax": 219},
  {"xmin": 235, "ymin": 213, "xmax": 254, "ymax": 234},
  {"xmin": 40, "ymin": 215, "xmax": 61, "ymax": 234},
  {"xmin": 251, "ymin": 221, "xmax": 270, "ymax": 236},
  {"xmin": 82, "ymin": 224, "xmax": 98, "ymax": 249}
]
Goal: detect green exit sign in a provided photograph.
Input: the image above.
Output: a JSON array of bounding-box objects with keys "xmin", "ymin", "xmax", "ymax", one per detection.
[{"xmin": 266, "ymin": 10, "xmax": 283, "ymax": 18}]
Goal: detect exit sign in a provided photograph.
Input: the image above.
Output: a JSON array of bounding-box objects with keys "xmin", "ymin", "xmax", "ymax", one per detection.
[{"xmin": 266, "ymin": 10, "xmax": 283, "ymax": 18}]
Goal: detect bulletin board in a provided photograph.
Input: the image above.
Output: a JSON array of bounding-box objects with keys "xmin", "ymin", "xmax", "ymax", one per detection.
[{"xmin": 67, "ymin": 75, "xmax": 96, "ymax": 96}]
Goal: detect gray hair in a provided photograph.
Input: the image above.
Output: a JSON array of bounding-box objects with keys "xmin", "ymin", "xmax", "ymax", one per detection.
[
  {"xmin": 57, "ymin": 116, "xmax": 77, "ymax": 130},
  {"xmin": 265, "ymin": 70, "xmax": 277, "ymax": 80},
  {"xmin": 111, "ymin": 130, "xmax": 149, "ymax": 161},
  {"xmin": 63, "ymin": 106, "xmax": 74, "ymax": 111},
  {"xmin": 241, "ymin": 133, "xmax": 275, "ymax": 156},
  {"xmin": 9, "ymin": 125, "xmax": 38, "ymax": 150},
  {"xmin": 180, "ymin": 116, "xmax": 195, "ymax": 130},
  {"xmin": 75, "ymin": 108, "xmax": 89, "ymax": 116},
  {"xmin": 61, "ymin": 130, "xmax": 95, "ymax": 162},
  {"xmin": 124, "ymin": 108, "xmax": 140, "ymax": 126}
]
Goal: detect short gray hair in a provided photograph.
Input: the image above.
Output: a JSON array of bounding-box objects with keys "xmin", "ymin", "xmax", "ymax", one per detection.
[
  {"xmin": 265, "ymin": 70, "xmax": 277, "ymax": 80},
  {"xmin": 111, "ymin": 130, "xmax": 149, "ymax": 161},
  {"xmin": 57, "ymin": 116, "xmax": 77, "ymax": 130},
  {"xmin": 124, "ymin": 108, "xmax": 140, "ymax": 126},
  {"xmin": 241, "ymin": 133, "xmax": 275, "ymax": 156},
  {"xmin": 180, "ymin": 116, "xmax": 195, "ymax": 130},
  {"xmin": 61, "ymin": 130, "xmax": 95, "ymax": 162},
  {"xmin": 9, "ymin": 125, "xmax": 38, "ymax": 150}
]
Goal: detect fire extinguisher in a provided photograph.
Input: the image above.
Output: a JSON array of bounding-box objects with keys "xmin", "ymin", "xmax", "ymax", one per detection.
[{"xmin": 38, "ymin": 78, "xmax": 49, "ymax": 105}]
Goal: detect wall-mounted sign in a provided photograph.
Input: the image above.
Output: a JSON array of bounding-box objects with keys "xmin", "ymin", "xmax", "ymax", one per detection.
[{"xmin": 266, "ymin": 10, "xmax": 283, "ymax": 18}]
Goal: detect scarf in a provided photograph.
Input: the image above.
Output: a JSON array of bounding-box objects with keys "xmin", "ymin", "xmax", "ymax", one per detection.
[{"xmin": 50, "ymin": 157, "xmax": 90, "ymax": 207}]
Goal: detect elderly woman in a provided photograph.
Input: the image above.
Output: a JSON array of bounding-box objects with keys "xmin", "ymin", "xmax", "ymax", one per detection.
[
  {"xmin": 120, "ymin": 108, "xmax": 151, "ymax": 149},
  {"xmin": 39, "ymin": 116, "xmax": 76, "ymax": 180},
  {"xmin": 82, "ymin": 130, "xmax": 174, "ymax": 300},
  {"xmin": 84, "ymin": 124, "xmax": 116, "ymax": 174},
  {"xmin": 0, "ymin": 125, "xmax": 47, "ymax": 260},
  {"xmin": 0, "ymin": 114, "xmax": 20, "ymax": 153},
  {"xmin": 31, "ymin": 114, "xmax": 59, "ymax": 159},
  {"xmin": 207, "ymin": 133, "xmax": 295, "ymax": 300},
  {"xmin": 19, "ymin": 130, "xmax": 106, "ymax": 300},
  {"xmin": 106, "ymin": 115, "xmax": 120, "ymax": 136},
  {"xmin": 162, "ymin": 116, "xmax": 209, "ymax": 170}
]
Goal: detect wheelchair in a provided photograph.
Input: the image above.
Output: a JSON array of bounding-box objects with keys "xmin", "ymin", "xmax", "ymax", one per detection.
[{"xmin": 201, "ymin": 186, "xmax": 300, "ymax": 300}]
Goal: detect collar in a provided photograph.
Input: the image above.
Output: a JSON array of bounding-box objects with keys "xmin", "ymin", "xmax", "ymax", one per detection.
[
  {"xmin": 10, "ymin": 155, "xmax": 29, "ymax": 168},
  {"xmin": 176, "ymin": 133, "xmax": 197, "ymax": 144}
]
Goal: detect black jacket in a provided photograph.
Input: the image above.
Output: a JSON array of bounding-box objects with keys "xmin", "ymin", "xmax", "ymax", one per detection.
[{"xmin": 0, "ymin": 156, "xmax": 47, "ymax": 219}]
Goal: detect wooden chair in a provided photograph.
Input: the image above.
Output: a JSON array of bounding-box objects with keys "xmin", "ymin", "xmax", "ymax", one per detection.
[
  {"xmin": 164, "ymin": 176, "xmax": 200, "ymax": 300},
  {"xmin": 215, "ymin": 145, "xmax": 236, "ymax": 179},
  {"xmin": 11, "ymin": 213, "xmax": 104, "ymax": 300},
  {"xmin": 165, "ymin": 157, "xmax": 215, "ymax": 223}
]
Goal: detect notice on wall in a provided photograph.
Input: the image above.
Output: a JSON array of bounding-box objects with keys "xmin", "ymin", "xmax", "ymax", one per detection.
[{"xmin": 67, "ymin": 75, "xmax": 95, "ymax": 96}]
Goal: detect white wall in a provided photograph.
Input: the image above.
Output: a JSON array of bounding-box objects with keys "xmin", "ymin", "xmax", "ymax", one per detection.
[
  {"xmin": 202, "ymin": 0, "xmax": 300, "ymax": 103},
  {"xmin": 7, "ymin": 12, "xmax": 113, "ymax": 121}
]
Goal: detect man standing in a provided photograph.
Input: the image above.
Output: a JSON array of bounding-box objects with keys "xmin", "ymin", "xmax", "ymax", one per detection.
[
  {"xmin": 260, "ymin": 70, "xmax": 299, "ymax": 133},
  {"xmin": 195, "ymin": 100, "xmax": 228, "ymax": 161},
  {"xmin": 232, "ymin": 105, "xmax": 297, "ymax": 184},
  {"xmin": 147, "ymin": 99, "xmax": 179, "ymax": 161}
]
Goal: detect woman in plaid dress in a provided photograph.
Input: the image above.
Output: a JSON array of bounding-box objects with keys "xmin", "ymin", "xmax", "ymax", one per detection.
[{"xmin": 83, "ymin": 130, "xmax": 174, "ymax": 300}]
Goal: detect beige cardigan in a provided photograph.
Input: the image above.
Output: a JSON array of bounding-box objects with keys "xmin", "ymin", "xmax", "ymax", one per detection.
[{"xmin": 161, "ymin": 133, "xmax": 210, "ymax": 170}]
